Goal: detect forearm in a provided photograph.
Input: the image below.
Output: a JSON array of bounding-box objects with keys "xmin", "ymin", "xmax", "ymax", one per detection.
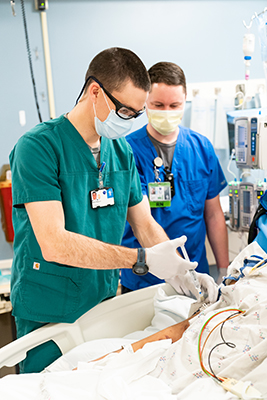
[
  {"xmin": 206, "ymin": 213, "xmax": 229, "ymax": 269},
  {"xmin": 44, "ymin": 229, "xmax": 137, "ymax": 270},
  {"xmin": 129, "ymin": 196, "xmax": 169, "ymax": 248},
  {"xmin": 134, "ymin": 217, "xmax": 169, "ymax": 248},
  {"xmin": 25, "ymin": 200, "xmax": 138, "ymax": 270},
  {"xmin": 87, "ymin": 318, "xmax": 191, "ymax": 364},
  {"xmin": 131, "ymin": 318, "xmax": 190, "ymax": 351}
]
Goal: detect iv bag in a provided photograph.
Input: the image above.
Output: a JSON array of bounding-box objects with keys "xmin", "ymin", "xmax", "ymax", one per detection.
[
  {"xmin": 255, "ymin": 12, "xmax": 267, "ymax": 106},
  {"xmin": 255, "ymin": 12, "xmax": 267, "ymax": 62}
]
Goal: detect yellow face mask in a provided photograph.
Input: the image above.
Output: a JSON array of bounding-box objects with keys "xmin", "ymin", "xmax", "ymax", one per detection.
[{"xmin": 147, "ymin": 108, "xmax": 184, "ymax": 135}]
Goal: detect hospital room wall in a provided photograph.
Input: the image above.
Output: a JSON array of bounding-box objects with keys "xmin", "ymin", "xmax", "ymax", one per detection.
[{"xmin": 0, "ymin": 0, "xmax": 266, "ymax": 260}]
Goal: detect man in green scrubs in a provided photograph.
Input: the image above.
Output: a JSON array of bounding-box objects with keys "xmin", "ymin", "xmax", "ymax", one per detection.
[{"xmin": 9, "ymin": 48, "xmax": 211, "ymax": 373}]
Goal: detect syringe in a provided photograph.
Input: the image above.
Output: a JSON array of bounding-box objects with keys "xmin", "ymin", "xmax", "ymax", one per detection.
[{"xmin": 180, "ymin": 245, "xmax": 205, "ymax": 302}]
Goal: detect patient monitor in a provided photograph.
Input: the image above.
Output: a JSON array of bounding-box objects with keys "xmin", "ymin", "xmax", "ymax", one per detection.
[
  {"xmin": 229, "ymin": 181, "xmax": 260, "ymax": 231},
  {"xmin": 234, "ymin": 114, "xmax": 267, "ymax": 170},
  {"xmin": 229, "ymin": 181, "xmax": 241, "ymax": 230},
  {"xmin": 257, "ymin": 180, "xmax": 267, "ymax": 200},
  {"xmin": 235, "ymin": 116, "xmax": 259, "ymax": 169},
  {"xmin": 239, "ymin": 183, "xmax": 258, "ymax": 231}
]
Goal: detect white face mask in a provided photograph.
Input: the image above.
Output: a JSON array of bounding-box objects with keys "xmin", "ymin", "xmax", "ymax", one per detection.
[
  {"xmin": 93, "ymin": 90, "xmax": 134, "ymax": 140},
  {"xmin": 147, "ymin": 108, "xmax": 184, "ymax": 136}
]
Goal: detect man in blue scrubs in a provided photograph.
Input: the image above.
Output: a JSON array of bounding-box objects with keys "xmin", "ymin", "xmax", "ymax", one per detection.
[
  {"xmin": 10, "ymin": 49, "xmax": 217, "ymax": 373},
  {"xmin": 121, "ymin": 62, "xmax": 229, "ymax": 293}
]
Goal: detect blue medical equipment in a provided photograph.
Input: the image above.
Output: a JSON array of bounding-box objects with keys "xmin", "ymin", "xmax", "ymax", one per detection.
[{"xmin": 248, "ymin": 189, "xmax": 267, "ymax": 250}]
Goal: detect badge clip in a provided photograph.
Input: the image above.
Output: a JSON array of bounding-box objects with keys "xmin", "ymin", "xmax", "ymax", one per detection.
[{"xmin": 153, "ymin": 157, "xmax": 163, "ymax": 182}]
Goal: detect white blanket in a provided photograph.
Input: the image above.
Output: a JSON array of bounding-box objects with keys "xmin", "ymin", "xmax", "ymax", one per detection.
[{"xmin": 1, "ymin": 243, "xmax": 267, "ymax": 399}]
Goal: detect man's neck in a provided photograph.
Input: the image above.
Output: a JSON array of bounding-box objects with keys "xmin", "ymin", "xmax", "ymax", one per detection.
[
  {"xmin": 67, "ymin": 101, "xmax": 101, "ymax": 148},
  {"xmin": 147, "ymin": 123, "xmax": 179, "ymax": 144}
]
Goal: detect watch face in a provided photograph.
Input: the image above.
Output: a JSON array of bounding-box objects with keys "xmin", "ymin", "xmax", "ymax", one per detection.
[{"xmin": 133, "ymin": 263, "xmax": 149, "ymax": 276}]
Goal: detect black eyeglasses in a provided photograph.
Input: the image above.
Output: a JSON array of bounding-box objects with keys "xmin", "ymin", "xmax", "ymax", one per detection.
[{"xmin": 76, "ymin": 75, "xmax": 145, "ymax": 120}]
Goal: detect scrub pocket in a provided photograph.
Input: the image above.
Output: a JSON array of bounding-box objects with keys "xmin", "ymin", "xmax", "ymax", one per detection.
[
  {"xmin": 20, "ymin": 257, "xmax": 80, "ymax": 322},
  {"xmin": 184, "ymin": 179, "xmax": 208, "ymax": 216},
  {"xmin": 107, "ymin": 170, "xmax": 131, "ymax": 206}
]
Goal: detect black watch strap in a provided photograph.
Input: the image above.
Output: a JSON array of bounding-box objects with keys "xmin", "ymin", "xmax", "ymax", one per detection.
[{"xmin": 132, "ymin": 248, "xmax": 149, "ymax": 276}]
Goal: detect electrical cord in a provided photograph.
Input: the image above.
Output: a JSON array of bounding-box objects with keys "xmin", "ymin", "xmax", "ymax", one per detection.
[{"xmin": 20, "ymin": 0, "xmax": 42, "ymax": 123}]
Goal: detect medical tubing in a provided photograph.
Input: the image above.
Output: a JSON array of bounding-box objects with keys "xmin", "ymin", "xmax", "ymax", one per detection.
[
  {"xmin": 20, "ymin": 0, "xmax": 42, "ymax": 123},
  {"xmin": 199, "ymin": 317, "xmax": 228, "ymax": 381},
  {"xmin": 198, "ymin": 309, "xmax": 245, "ymax": 381},
  {"xmin": 227, "ymin": 149, "xmax": 237, "ymax": 180},
  {"xmin": 207, "ymin": 312, "xmax": 240, "ymax": 380},
  {"xmin": 198, "ymin": 310, "xmax": 244, "ymax": 378},
  {"xmin": 240, "ymin": 169, "xmax": 251, "ymax": 180}
]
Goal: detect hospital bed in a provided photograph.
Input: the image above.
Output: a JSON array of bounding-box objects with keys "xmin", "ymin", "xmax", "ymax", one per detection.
[
  {"xmin": 0, "ymin": 282, "xmax": 176, "ymax": 371},
  {"xmin": 0, "ymin": 256, "xmax": 267, "ymax": 400}
]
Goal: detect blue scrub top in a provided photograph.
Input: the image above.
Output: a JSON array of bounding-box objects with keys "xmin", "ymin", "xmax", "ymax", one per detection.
[{"xmin": 121, "ymin": 124, "xmax": 227, "ymax": 290}]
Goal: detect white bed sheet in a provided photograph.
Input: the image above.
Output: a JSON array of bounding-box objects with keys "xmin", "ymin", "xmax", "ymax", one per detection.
[
  {"xmin": 45, "ymin": 290, "xmax": 195, "ymax": 373},
  {"xmin": 1, "ymin": 243, "xmax": 267, "ymax": 399}
]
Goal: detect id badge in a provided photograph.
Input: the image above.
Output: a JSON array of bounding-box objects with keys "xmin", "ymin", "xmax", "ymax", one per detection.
[
  {"xmin": 90, "ymin": 187, "xmax": 115, "ymax": 209},
  {"xmin": 148, "ymin": 182, "xmax": 171, "ymax": 208}
]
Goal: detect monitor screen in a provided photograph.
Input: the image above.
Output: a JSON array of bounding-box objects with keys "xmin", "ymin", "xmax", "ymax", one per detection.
[
  {"xmin": 243, "ymin": 191, "xmax": 250, "ymax": 214},
  {"xmin": 238, "ymin": 125, "xmax": 246, "ymax": 147}
]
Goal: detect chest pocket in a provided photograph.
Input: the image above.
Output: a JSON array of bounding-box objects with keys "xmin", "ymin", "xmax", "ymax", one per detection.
[
  {"xmin": 184, "ymin": 179, "xmax": 209, "ymax": 216},
  {"xmin": 107, "ymin": 170, "xmax": 132, "ymax": 206}
]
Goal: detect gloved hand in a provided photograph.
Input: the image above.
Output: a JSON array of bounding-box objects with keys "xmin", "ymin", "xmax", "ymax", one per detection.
[
  {"xmin": 167, "ymin": 271, "xmax": 219, "ymax": 304},
  {"xmin": 146, "ymin": 236, "xmax": 198, "ymax": 280}
]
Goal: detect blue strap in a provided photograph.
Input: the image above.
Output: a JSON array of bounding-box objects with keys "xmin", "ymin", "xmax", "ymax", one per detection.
[{"xmin": 221, "ymin": 255, "xmax": 266, "ymax": 286}]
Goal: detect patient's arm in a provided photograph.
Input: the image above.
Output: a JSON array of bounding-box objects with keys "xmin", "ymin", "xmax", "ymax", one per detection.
[
  {"xmin": 77, "ymin": 317, "xmax": 193, "ymax": 366},
  {"xmin": 131, "ymin": 318, "xmax": 190, "ymax": 352},
  {"xmin": 72, "ymin": 314, "xmax": 197, "ymax": 369}
]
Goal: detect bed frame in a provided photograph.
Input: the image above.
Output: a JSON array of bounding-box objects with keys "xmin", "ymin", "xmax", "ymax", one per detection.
[{"xmin": 0, "ymin": 282, "xmax": 175, "ymax": 370}]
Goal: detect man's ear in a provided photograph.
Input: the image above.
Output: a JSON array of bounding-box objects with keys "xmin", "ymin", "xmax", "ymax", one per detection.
[{"xmin": 88, "ymin": 82, "xmax": 101, "ymax": 104}]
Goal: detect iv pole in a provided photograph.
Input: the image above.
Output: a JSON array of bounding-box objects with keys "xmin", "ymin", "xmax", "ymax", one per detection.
[{"xmin": 40, "ymin": 8, "xmax": 56, "ymax": 119}]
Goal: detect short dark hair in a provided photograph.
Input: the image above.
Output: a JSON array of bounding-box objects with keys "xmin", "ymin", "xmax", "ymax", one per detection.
[
  {"xmin": 84, "ymin": 47, "xmax": 150, "ymax": 93},
  {"xmin": 148, "ymin": 62, "xmax": 187, "ymax": 95}
]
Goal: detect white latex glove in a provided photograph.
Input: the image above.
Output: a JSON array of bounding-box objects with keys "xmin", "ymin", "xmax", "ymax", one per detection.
[
  {"xmin": 167, "ymin": 271, "xmax": 219, "ymax": 304},
  {"xmin": 146, "ymin": 236, "xmax": 198, "ymax": 280}
]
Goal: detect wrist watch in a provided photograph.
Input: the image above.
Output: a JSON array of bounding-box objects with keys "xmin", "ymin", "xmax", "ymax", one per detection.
[{"xmin": 132, "ymin": 248, "xmax": 149, "ymax": 276}]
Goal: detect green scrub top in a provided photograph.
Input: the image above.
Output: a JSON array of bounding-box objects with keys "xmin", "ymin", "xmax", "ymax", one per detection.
[{"xmin": 9, "ymin": 115, "xmax": 143, "ymax": 324}]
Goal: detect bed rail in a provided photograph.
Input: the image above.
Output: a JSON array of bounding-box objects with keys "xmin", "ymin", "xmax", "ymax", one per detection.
[{"xmin": 0, "ymin": 283, "xmax": 175, "ymax": 369}]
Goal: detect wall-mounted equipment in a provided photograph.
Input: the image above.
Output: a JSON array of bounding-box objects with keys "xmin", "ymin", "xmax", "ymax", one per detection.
[
  {"xmin": 0, "ymin": 172, "xmax": 14, "ymax": 243},
  {"xmin": 229, "ymin": 180, "xmax": 240, "ymax": 230},
  {"xmin": 239, "ymin": 182, "xmax": 258, "ymax": 231},
  {"xmin": 34, "ymin": 0, "xmax": 48, "ymax": 11},
  {"xmin": 257, "ymin": 119, "xmax": 267, "ymax": 170},
  {"xmin": 235, "ymin": 115, "xmax": 260, "ymax": 169},
  {"xmin": 256, "ymin": 180, "xmax": 267, "ymax": 201}
]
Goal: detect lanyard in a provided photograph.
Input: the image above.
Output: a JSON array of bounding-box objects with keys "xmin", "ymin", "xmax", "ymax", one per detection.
[{"xmin": 98, "ymin": 162, "xmax": 106, "ymax": 189}]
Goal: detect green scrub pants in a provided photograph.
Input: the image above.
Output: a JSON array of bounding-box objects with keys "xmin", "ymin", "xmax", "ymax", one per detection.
[{"xmin": 15, "ymin": 317, "xmax": 62, "ymax": 373}]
